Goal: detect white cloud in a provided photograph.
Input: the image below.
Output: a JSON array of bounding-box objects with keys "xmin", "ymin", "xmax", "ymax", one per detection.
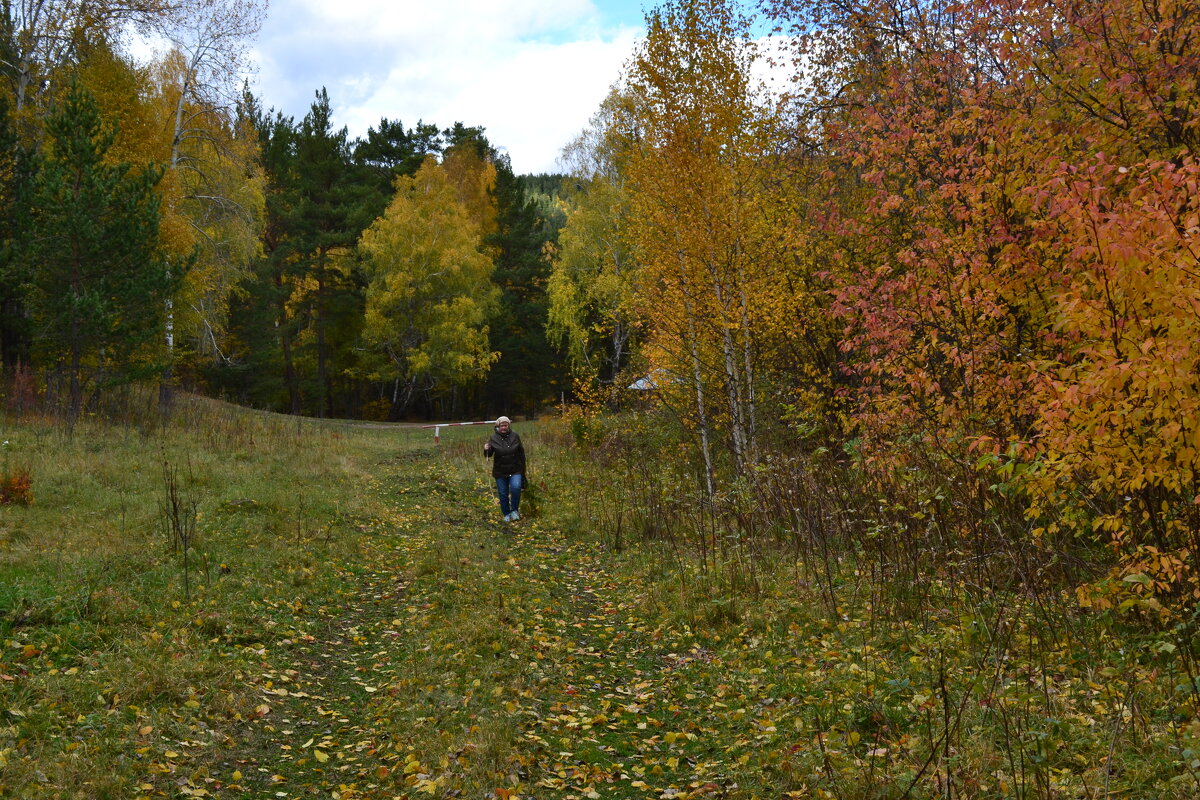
[
  {"xmin": 288, "ymin": 0, "xmax": 597, "ymax": 41},
  {"xmin": 249, "ymin": 0, "xmax": 644, "ymax": 173}
]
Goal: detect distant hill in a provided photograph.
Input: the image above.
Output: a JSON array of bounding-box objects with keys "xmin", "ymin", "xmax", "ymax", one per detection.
[
  {"xmin": 519, "ymin": 173, "xmax": 569, "ymax": 198},
  {"xmin": 519, "ymin": 173, "xmax": 569, "ymax": 231}
]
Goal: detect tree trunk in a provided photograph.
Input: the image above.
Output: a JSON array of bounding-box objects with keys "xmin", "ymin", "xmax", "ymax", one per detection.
[
  {"xmin": 678, "ymin": 254, "xmax": 715, "ymax": 499},
  {"xmin": 276, "ymin": 273, "xmax": 299, "ymax": 414},
  {"xmin": 15, "ymin": 56, "xmax": 31, "ymax": 115},
  {"xmin": 713, "ymin": 275, "xmax": 749, "ymax": 474},
  {"xmin": 170, "ymin": 69, "xmax": 192, "ymax": 169},
  {"xmin": 160, "ymin": 273, "xmax": 175, "ymax": 415},
  {"xmin": 68, "ymin": 340, "xmax": 82, "ymax": 435},
  {"xmin": 610, "ymin": 318, "xmax": 627, "ymax": 385},
  {"xmin": 737, "ymin": 275, "xmax": 758, "ymax": 466},
  {"xmin": 687, "ymin": 316, "xmax": 715, "ymax": 500},
  {"xmin": 162, "ymin": 68, "xmax": 184, "ymax": 413},
  {"xmin": 315, "ymin": 252, "xmax": 327, "ymax": 418}
]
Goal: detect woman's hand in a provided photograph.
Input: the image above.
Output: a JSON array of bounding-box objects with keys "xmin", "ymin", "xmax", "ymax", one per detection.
[{"xmin": 484, "ymin": 442, "xmax": 492, "ymax": 452}]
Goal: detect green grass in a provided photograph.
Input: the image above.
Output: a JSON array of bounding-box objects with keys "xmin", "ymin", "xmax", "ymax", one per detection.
[
  {"xmin": 1, "ymin": 401, "xmax": 1200, "ymax": 798},
  {"xmin": 0, "ymin": 397, "xmax": 414, "ymax": 798}
]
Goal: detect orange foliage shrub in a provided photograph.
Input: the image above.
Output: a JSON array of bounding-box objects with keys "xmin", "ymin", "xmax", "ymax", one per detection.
[
  {"xmin": 5, "ymin": 362, "xmax": 38, "ymax": 417},
  {"xmin": 763, "ymin": 0, "xmax": 1200, "ymax": 602},
  {"xmin": 0, "ymin": 469, "xmax": 33, "ymax": 506}
]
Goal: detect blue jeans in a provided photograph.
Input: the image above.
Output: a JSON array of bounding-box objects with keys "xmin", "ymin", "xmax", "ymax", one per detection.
[{"xmin": 495, "ymin": 473, "xmax": 523, "ymax": 516}]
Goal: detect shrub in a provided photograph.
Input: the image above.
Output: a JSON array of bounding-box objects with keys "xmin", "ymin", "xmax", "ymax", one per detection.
[{"xmin": 0, "ymin": 468, "xmax": 33, "ymax": 505}]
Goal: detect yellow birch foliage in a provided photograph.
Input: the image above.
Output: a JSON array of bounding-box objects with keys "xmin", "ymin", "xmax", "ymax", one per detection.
[
  {"xmin": 550, "ymin": 88, "xmax": 646, "ymax": 385},
  {"xmin": 147, "ymin": 48, "xmax": 265, "ymax": 361},
  {"xmin": 440, "ymin": 144, "xmax": 498, "ymax": 246},
  {"xmin": 358, "ymin": 157, "xmax": 499, "ymax": 403},
  {"xmin": 620, "ymin": 0, "xmax": 836, "ymax": 467},
  {"xmin": 548, "ymin": 174, "xmax": 638, "ymax": 380},
  {"xmin": 74, "ymin": 42, "xmax": 264, "ymax": 363}
]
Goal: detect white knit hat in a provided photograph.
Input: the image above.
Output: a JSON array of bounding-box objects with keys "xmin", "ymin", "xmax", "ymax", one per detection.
[{"xmin": 496, "ymin": 415, "xmax": 511, "ymax": 424}]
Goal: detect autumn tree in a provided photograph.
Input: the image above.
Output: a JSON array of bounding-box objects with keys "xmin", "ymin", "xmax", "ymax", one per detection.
[
  {"xmin": 21, "ymin": 81, "xmax": 181, "ymax": 427},
  {"xmin": 147, "ymin": 0, "xmax": 267, "ymax": 373},
  {"xmin": 1001, "ymin": 0, "xmax": 1200, "ymax": 595},
  {"xmin": 621, "ymin": 0, "xmax": 815, "ymax": 481},
  {"xmin": 437, "ymin": 123, "xmax": 563, "ymax": 416},
  {"xmin": 441, "ymin": 123, "xmax": 498, "ymax": 243},
  {"xmin": 153, "ymin": 0, "xmax": 263, "ymax": 169},
  {"xmin": 549, "ymin": 89, "xmax": 641, "ymax": 386},
  {"xmin": 0, "ymin": 0, "xmax": 174, "ymax": 136},
  {"xmin": 358, "ymin": 156, "xmax": 498, "ymax": 418},
  {"xmin": 756, "ymin": 0, "xmax": 1200, "ymax": 599}
]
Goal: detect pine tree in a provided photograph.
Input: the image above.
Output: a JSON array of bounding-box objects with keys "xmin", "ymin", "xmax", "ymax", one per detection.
[
  {"xmin": 353, "ymin": 117, "xmax": 442, "ymax": 218},
  {"xmin": 483, "ymin": 157, "xmax": 564, "ymax": 415},
  {"xmin": 235, "ymin": 104, "xmax": 301, "ymax": 412},
  {"xmin": 0, "ymin": 11, "xmax": 31, "ymax": 371},
  {"xmin": 292, "ymin": 88, "xmax": 374, "ymax": 417},
  {"xmin": 0, "ymin": 89, "xmax": 31, "ymax": 371},
  {"xmin": 223, "ymin": 91, "xmax": 379, "ymax": 417},
  {"xmin": 23, "ymin": 82, "xmax": 181, "ymax": 427}
]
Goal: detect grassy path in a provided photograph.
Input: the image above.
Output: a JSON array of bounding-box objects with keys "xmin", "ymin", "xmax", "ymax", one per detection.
[
  {"xmin": 4, "ymin": 414, "xmax": 1191, "ymax": 798},
  {"xmin": 214, "ymin": 441, "xmax": 810, "ymax": 800}
]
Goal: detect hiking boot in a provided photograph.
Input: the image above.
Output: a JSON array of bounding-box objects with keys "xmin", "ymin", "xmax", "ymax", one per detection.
[{"xmin": 511, "ymin": 511, "xmax": 520, "ymax": 521}]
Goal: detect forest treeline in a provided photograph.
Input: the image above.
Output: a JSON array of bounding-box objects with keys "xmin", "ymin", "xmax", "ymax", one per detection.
[
  {"xmin": 546, "ymin": 0, "xmax": 1200, "ymax": 611},
  {"xmin": 0, "ymin": 0, "xmax": 567, "ymax": 425},
  {"xmin": 3, "ymin": 0, "xmax": 1200, "ymax": 605}
]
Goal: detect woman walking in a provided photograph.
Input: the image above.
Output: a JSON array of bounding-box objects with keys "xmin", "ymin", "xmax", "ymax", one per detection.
[{"xmin": 484, "ymin": 416, "xmax": 526, "ymax": 522}]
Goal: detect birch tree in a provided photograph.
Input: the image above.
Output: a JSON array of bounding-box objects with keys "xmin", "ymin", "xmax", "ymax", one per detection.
[
  {"xmin": 1, "ymin": 0, "xmax": 173, "ymax": 131},
  {"xmin": 358, "ymin": 156, "xmax": 498, "ymax": 418},
  {"xmin": 148, "ymin": 0, "xmax": 265, "ymax": 380},
  {"xmin": 549, "ymin": 89, "xmax": 641, "ymax": 385},
  {"xmin": 622, "ymin": 0, "xmax": 784, "ymax": 478}
]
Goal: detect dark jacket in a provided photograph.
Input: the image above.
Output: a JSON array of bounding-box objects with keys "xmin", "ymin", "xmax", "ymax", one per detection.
[{"xmin": 485, "ymin": 428, "xmax": 526, "ymax": 478}]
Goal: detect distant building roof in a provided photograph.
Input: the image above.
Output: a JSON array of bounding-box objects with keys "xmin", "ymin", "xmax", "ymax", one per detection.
[{"xmin": 628, "ymin": 371, "xmax": 662, "ymax": 391}]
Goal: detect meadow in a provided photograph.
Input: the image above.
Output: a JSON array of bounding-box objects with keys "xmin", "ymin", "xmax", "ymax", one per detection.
[{"xmin": 0, "ymin": 400, "xmax": 1197, "ymax": 799}]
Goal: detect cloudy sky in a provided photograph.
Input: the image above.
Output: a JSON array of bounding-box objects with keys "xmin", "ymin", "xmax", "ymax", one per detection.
[{"xmin": 249, "ymin": 0, "xmax": 648, "ymax": 175}]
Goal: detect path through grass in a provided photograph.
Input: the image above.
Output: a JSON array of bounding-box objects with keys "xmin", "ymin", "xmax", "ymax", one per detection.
[
  {"xmin": 209, "ymin": 433, "xmax": 805, "ymax": 799},
  {"xmin": 5, "ymin": 409, "xmax": 1198, "ymax": 799}
]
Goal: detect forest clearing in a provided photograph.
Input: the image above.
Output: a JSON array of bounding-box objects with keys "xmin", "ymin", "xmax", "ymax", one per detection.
[
  {"xmin": 0, "ymin": 399, "xmax": 1196, "ymax": 799},
  {"xmin": 6, "ymin": 0, "xmax": 1200, "ymax": 796}
]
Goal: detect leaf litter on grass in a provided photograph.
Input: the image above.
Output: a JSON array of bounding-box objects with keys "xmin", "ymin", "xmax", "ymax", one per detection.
[
  {"xmin": 252, "ymin": 465, "xmax": 832, "ymax": 797},
  {"xmin": 165, "ymin": 446, "xmax": 782, "ymax": 800},
  {"xmin": 9, "ymin": 429, "xmax": 1189, "ymax": 799}
]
